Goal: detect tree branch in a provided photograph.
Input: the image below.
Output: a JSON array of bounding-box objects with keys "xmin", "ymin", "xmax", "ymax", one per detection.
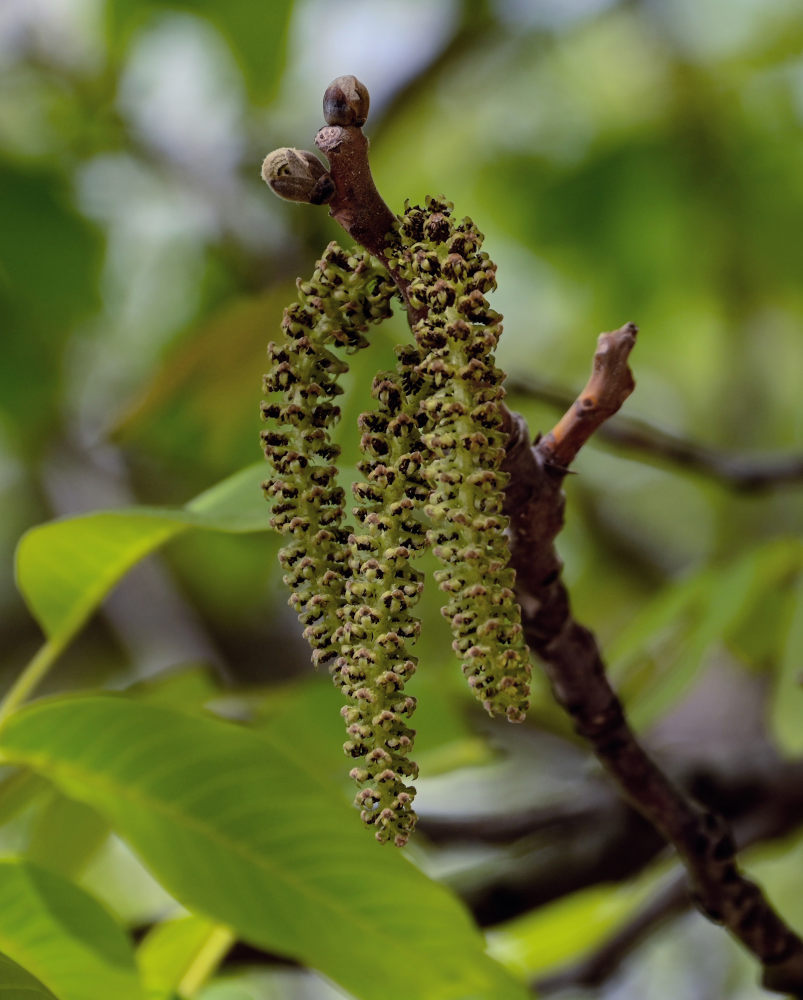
[
  {"xmin": 419, "ymin": 750, "xmax": 803, "ymax": 928},
  {"xmin": 535, "ymin": 760, "xmax": 803, "ymax": 994},
  {"xmin": 262, "ymin": 76, "xmax": 803, "ymax": 997},
  {"xmin": 504, "ymin": 351, "xmax": 803, "ymax": 996},
  {"xmin": 508, "ymin": 372, "xmax": 803, "ymax": 492}
]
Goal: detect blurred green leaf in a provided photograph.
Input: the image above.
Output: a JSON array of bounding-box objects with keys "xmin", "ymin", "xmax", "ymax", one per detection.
[
  {"xmin": 0, "ymin": 696, "xmax": 530, "ymax": 1000},
  {"xmin": 15, "ymin": 462, "xmax": 268, "ymax": 644},
  {"xmin": 610, "ymin": 538, "xmax": 803, "ymax": 729},
  {"xmin": 115, "ymin": 290, "xmax": 293, "ymax": 488},
  {"xmin": 198, "ymin": 984, "xmax": 254, "ymax": 1000},
  {"xmin": 488, "ymin": 866, "xmax": 664, "ymax": 979},
  {"xmin": 127, "ymin": 665, "xmax": 222, "ymax": 708},
  {"xmin": 0, "ymin": 858, "xmax": 142, "ymax": 1000},
  {"xmin": 769, "ymin": 576, "xmax": 803, "ymax": 755},
  {"xmin": 138, "ymin": 915, "xmax": 232, "ymax": 1000},
  {"xmin": 26, "ymin": 792, "xmax": 109, "ymax": 880},
  {"xmin": 0, "ymin": 952, "xmax": 58, "ymax": 1000},
  {"xmin": 0, "ymin": 161, "xmax": 102, "ymax": 451},
  {"xmin": 106, "ymin": 1, "xmax": 294, "ymax": 100},
  {"xmin": 0, "ymin": 162, "xmax": 101, "ymax": 328},
  {"xmin": 0, "ymin": 770, "xmax": 50, "ymax": 829}
]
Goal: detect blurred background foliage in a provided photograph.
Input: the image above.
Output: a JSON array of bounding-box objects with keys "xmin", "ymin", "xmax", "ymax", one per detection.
[{"xmin": 0, "ymin": 0, "xmax": 802, "ymax": 997}]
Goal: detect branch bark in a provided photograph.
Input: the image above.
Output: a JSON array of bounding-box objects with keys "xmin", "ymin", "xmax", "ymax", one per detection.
[
  {"xmin": 505, "ymin": 362, "xmax": 803, "ymax": 995},
  {"xmin": 263, "ymin": 76, "xmax": 803, "ymax": 997},
  {"xmin": 535, "ymin": 760, "xmax": 803, "ymax": 994}
]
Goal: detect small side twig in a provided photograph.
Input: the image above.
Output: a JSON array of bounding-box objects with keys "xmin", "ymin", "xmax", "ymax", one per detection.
[
  {"xmin": 262, "ymin": 75, "xmax": 803, "ymax": 998},
  {"xmin": 508, "ymin": 372, "xmax": 803, "ymax": 492},
  {"xmin": 535, "ymin": 326, "xmax": 637, "ymax": 470}
]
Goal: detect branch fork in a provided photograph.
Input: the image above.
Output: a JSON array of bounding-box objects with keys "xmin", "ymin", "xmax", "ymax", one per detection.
[{"xmin": 262, "ymin": 75, "xmax": 803, "ymax": 996}]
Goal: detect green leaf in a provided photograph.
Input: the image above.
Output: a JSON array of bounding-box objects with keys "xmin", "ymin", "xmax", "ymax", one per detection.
[
  {"xmin": 138, "ymin": 915, "xmax": 233, "ymax": 1000},
  {"xmin": 198, "ymin": 984, "xmax": 255, "ymax": 1000},
  {"xmin": 15, "ymin": 463, "xmax": 268, "ymax": 644},
  {"xmin": 0, "ymin": 858, "xmax": 142, "ymax": 1000},
  {"xmin": 0, "ymin": 162, "xmax": 101, "ymax": 328},
  {"xmin": 770, "ymin": 576, "xmax": 803, "ymax": 755},
  {"xmin": 0, "ymin": 952, "xmax": 58, "ymax": 1000},
  {"xmin": 610, "ymin": 539, "xmax": 803, "ymax": 729},
  {"xmin": 26, "ymin": 792, "xmax": 109, "ymax": 880},
  {"xmin": 113, "ymin": 288, "xmax": 293, "ymax": 484},
  {"xmin": 0, "ymin": 770, "xmax": 50, "ymax": 829},
  {"xmin": 0, "ymin": 161, "xmax": 102, "ymax": 452},
  {"xmin": 0, "ymin": 696, "xmax": 529, "ymax": 1000},
  {"xmin": 487, "ymin": 866, "xmax": 665, "ymax": 979},
  {"xmin": 127, "ymin": 665, "xmax": 222, "ymax": 709}
]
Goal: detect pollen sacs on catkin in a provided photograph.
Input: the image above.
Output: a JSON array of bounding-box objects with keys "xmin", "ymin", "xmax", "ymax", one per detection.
[
  {"xmin": 389, "ymin": 196, "xmax": 532, "ymax": 722},
  {"xmin": 332, "ymin": 348, "xmax": 428, "ymax": 846},
  {"xmin": 261, "ymin": 243, "xmax": 396, "ymax": 669}
]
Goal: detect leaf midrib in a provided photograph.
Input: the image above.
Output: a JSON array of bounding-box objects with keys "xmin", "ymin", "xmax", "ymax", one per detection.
[{"xmin": 3, "ymin": 745, "xmax": 457, "ymax": 981}]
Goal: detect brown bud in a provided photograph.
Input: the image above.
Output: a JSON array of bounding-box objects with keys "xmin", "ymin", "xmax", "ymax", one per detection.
[
  {"xmin": 261, "ymin": 147, "xmax": 334, "ymax": 204},
  {"xmin": 323, "ymin": 75, "xmax": 370, "ymax": 127}
]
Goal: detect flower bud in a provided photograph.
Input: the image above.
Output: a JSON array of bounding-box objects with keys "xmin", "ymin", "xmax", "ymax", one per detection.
[
  {"xmin": 323, "ymin": 75, "xmax": 370, "ymax": 127},
  {"xmin": 261, "ymin": 147, "xmax": 334, "ymax": 204}
]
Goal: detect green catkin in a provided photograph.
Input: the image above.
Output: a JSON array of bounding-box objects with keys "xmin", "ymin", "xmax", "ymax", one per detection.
[
  {"xmin": 263, "ymin": 200, "xmax": 531, "ymax": 846},
  {"xmin": 332, "ymin": 350, "xmax": 428, "ymax": 846},
  {"xmin": 261, "ymin": 243, "xmax": 396, "ymax": 669},
  {"xmin": 389, "ymin": 196, "xmax": 532, "ymax": 722}
]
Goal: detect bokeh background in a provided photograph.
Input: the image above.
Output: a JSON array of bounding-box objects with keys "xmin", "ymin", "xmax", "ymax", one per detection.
[{"xmin": 1, "ymin": 1, "xmax": 802, "ymax": 998}]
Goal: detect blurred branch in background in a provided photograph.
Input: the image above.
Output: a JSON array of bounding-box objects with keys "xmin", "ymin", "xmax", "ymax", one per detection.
[
  {"xmin": 507, "ymin": 372, "xmax": 803, "ymax": 492},
  {"xmin": 535, "ymin": 751, "xmax": 803, "ymax": 994}
]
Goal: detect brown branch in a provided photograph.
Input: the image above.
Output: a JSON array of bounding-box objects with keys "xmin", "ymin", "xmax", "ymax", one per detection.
[
  {"xmin": 505, "ymin": 375, "xmax": 803, "ymax": 996},
  {"xmin": 313, "ymin": 124, "xmax": 396, "ymax": 263},
  {"xmin": 421, "ymin": 750, "xmax": 803, "ymax": 932},
  {"xmin": 508, "ymin": 372, "xmax": 803, "ymax": 492},
  {"xmin": 262, "ymin": 76, "xmax": 803, "ymax": 998},
  {"xmin": 313, "ymin": 115, "xmax": 426, "ymax": 325},
  {"xmin": 535, "ymin": 760, "xmax": 803, "ymax": 994}
]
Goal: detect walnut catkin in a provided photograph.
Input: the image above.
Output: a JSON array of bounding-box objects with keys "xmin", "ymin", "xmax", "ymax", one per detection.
[
  {"xmin": 262, "ymin": 199, "xmax": 531, "ymax": 845},
  {"xmin": 261, "ymin": 243, "xmax": 395, "ymax": 669},
  {"xmin": 389, "ymin": 196, "xmax": 532, "ymax": 722}
]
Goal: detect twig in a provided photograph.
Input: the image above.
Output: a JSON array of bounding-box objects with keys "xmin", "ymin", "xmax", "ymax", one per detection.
[
  {"xmin": 508, "ymin": 372, "xmax": 803, "ymax": 492},
  {"xmin": 535, "ymin": 326, "xmax": 637, "ymax": 470},
  {"xmin": 310, "ymin": 118, "xmax": 426, "ymax": 330},
  {"xmin": 263, "ymin": 76, "xmax": 803, "ymax": 997}
]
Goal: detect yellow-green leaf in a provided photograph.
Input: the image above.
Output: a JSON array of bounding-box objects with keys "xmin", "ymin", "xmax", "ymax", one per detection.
[{"xmin": 0, "ymin": 696, "xmax": 529, "ymax": 1000}]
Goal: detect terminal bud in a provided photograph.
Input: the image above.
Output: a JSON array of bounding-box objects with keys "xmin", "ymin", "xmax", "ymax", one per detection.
[{"xmin": 323, "ymin": 75, "xmax": 370, "ymax": 127}]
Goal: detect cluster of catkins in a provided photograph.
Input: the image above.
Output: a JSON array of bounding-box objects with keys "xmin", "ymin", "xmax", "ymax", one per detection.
[{"xmin": 262, "ymin": 197, "xmax": 531, "ymax": 845}]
